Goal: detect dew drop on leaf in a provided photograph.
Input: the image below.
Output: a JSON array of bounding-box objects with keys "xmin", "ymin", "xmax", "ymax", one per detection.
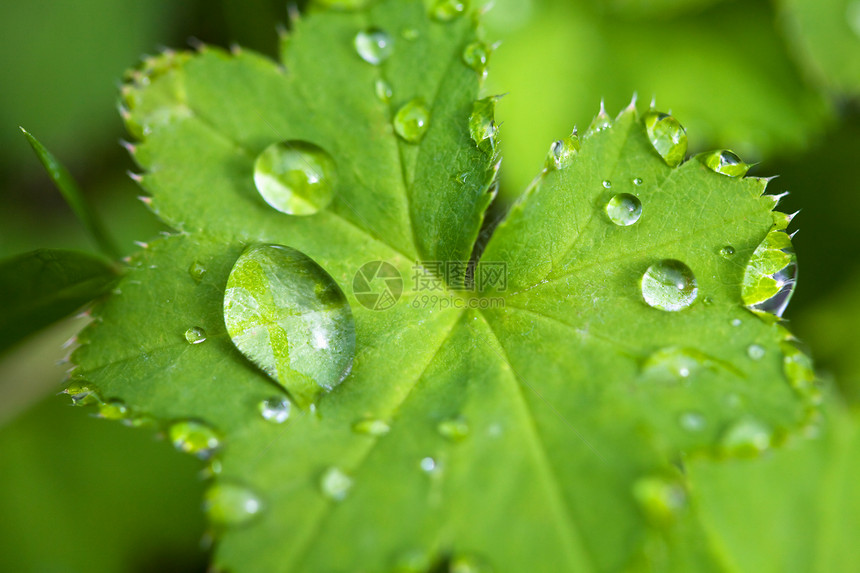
[
  {"xmin": 320, "ymin": 466, "xmax": 352, "ymax": 501},
  {"xmin": 223, "ymin": 244, "xmax": 356, "ymax": 408},
  {"xmin": 204, "ymin": 482, "xmax": 263, "ymax": 527},
  {"xmin": 253, "ymin": 140, "xmax": 336, "ymax": 216},
  {"xmin": 259, "ymin": 397, "xmax": 291, "ymax": 424},
  {"xmin": 602, "ymin": 180, "xmax": 611, "ymax": 189},
  {"xmin": 633, "ymin": 177, "xmax": 643, "ymax": 186},
  {"xmin": 781, "ymin": 341, "xmax": 817, "ymax": 396},
  {"xmin": 642, "ymin": 347, "xmax": 711, "ymax": 381},
  {"xmin": 184, "ymin": 326, "xmax": 207, "ymax": 344},
  {"xmin": 437, "ymin": 417, "xmax": 470, "ymax": 441},
  {"xmin": 605, "ymin": 193, "xmax": 642, "ymax": 226},
  {"xmin": 431, "ymin": 0, "xmax": 467, "ymax": 21},
  {"xmin": 632, "ymin": 475, "xmax": 687, "ymax": 526},
  {"xmin": 462, "ymin": 41, "xmax": 490, "ymax": 78},
  {"xmin": 747, "ymin": 344, "xmax": 766, "ymax": 361},
  {"xmin": 720, "ymin": 418, "xmax": 772, "ymax": 457},
  {"xmin": 469, "ymin": 97, "xmax": 498, "ymax": 149},
  {"xmin": 641, "ymin": 260, "xmax": 698, "ymax": 311},
  {"xmin": 420, "ymin": 456, "xmax": 437, "ymax": 472},
  {"xmin": 643, "ymin": 110, "xmax": 688, "ymax": 167},
  {"xmin": 394, "ymin": 99, "xmax": 430, "ymax": 143},
  {"xmin": 702, "ymin": 150, "xmax": 750, "ymax": 177},
  {"xmin": 354, "ymin": 28, "xmax": 393, "ymax": 65},
  {"xmin": 374, "ymin": 78, "xmax": 393, "ymax": 103},
  {"xmin": 545, "ymin": 136, "xmax": 579, "ymax": 170},
  {"xmin": 98, "ymin": 399, "xmax": 129, "ymax": 420},
  {"xmin": 168, "ymin": 420, "xmax": 221, "ymax": 459},
  {"xmin": 65, "ymin": 381, "xmax": 98, "ymax": 406},
  {"xmin": 731, "ymin": 318, "xmax": 743, "ymax": 327},
  {"xmin": 741, "ymin": 229, "xmax": 797, "ymax": 320},
  {"xmin": 352, "ymin": 418, "xmax": 391, "ymax": 436},
  {"xmin": 719, "ymin": 245, "xmax": 735, "ymax": 257},
  {"xmin": 188, "ymin": 261, "xmax": 207, "ymax": 283}
]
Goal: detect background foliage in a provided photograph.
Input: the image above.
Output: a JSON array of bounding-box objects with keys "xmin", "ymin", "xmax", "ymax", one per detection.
[{"xmin": 0, "ymin": 0, "xmax": 858, "ymax": 571}]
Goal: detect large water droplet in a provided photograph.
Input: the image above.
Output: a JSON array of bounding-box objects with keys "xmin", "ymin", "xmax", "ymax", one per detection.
[
  {"xmin": 204, "ymin": 482, "xmax": 263, "ymax": 527},
  {"xmin": 641, "ymin": 260, "xmax": 698, "ymax": 311},
  {"xmin": 184, "ymin": 326, "xmax": 207, "ymax": 344},
  {"xmin": 353, "ymin": 418, "xmax": 391, "ymax": 436},
  {"xmin": 224, "ymin": 244, "xmax": 355, "ymax": 408},
  {"xmin": 462, "ymin": 41, "xmax": 490, "ymax": 78},
  {"xmin": 437, "ymin": 417, "xmax": 470, "ymax": 441},
  {"xmin": 632, "ymin": 475, "xmax": 687, "ymax": 526},
  {"xmin": 720, "ymin": 418, "xmax": 772, "ymax": 457},
  {"xmin": 394, "ymin": 99, "xmax": 430, "ymax": 143},
  {"xmin": 354, "ymin": 28, "xmax": 393, "ymax": 65},
  {"xmin": 320, "ymin": 466, "xmax": 352, "ymax": 501},
  {"xmin": 98, "ymin": 399, "xmax": 129, "ymax": 420},
  {"xmin": 643, "ymin": 111, "xmax": 688, "ymax": 167},
  {"xmin": 742, "ymin": 230, "xmax": 797, "ymax": 320},
  {"xmin": 605, "ymin": 193, "xmax": 642, "ymax": 226},
  {"xmin": 169, "ymin": 420, "xmax": 221, "ymax": 459},
  {"xmin": 259, "ymin": 397, "xmax": 291, "ymax": 423},
  {"xmin": 545, "ymin": 136, "xmax": 579, "ymax": 170},
  {"xmin": 431, "ymin": 0, "xmax": 466, "ymax": 21},
  {"xmin": 253, "ymin": 140, "xmax": 336, "ymax": 216},
  {"xmin": 702, "ymin": 150, "xmax": 750, "ymax": 177}
]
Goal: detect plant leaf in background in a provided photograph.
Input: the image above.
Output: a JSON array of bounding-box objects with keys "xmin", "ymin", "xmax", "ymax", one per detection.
[
  {"xmin": 483, "ymin": 0, "xmax": 833, "ymax": 196},
  {"xmin": 67, "ymin": 0, "xmax": 819, "ymax": 570},
  {"xmin": 0, "ymin": 249, "xmax": 117, "ymax": 354}
]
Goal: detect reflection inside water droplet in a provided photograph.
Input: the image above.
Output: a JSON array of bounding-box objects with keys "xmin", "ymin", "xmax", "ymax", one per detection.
[
  {"xmin": 605, "ymin": 193, "xmax": 642, "ymax": 226},
  {"xmin": 643, "ymin": 111, "xmax": 687, "ymax": 167},
  {"xmin": 184, "ymin": 326, "xmax": 207, "ymax": 344},
  {"xmin": 702, "ymin": 150, "xmax": 749, "ymax": 177},
  {"xmin": 394, "ymin": 99, "xmax": 430, "ymax": 143},
  {"xmin": 354, "ymin": 28, "xmax": 393, "ymax": 65},
  {"xmin": 742, "ymin": 230, "xmax": 797, "ymax": 320},
  {"xmin": 253, "ymin": 140, "xmax": 337, "ymax": 216},
  {"xmin": 641, "ymin": 260, "xmax": 698, "ymax": 311}
]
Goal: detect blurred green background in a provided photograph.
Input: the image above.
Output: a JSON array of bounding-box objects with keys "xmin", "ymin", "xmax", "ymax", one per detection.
[{"xmin": 1, "ymin": 0, "xmax": 858, "ymax": 570}]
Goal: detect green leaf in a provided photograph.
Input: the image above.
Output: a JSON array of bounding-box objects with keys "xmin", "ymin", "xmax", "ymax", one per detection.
[
  {"xmin": 0, "ymin": 249, "xmax": 117, "ymax": 354},
  {"xmin": 20, "ymin": 128, "xmax": 121, "ymax": 259},
  {"xmin": 776, "ymin": 0, "xmax": 860, "ymax": 93},
  {"xmin": 485, "ymin": 0, "xmax": 832, "ymax": 195},
  {"xmin": 71, "ymin": 1, "xmax": 814, "ymax": 570},
  {"xmin": 688, "ymin": 405, "xmax": 860, "ymax": 573}
]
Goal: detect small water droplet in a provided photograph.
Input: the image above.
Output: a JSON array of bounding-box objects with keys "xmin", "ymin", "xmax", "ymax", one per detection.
[
  {"xmin": 354, "ymin": 28, "xmax": 393, "ymax": 65},
  {"xmin": 545, "ymin": 136, "xmax": 579, "ymax": 170},
  {"xmin": 781, "ymin": 341, "xmax": 816, "ymax": 396},
  {"xmin": 352, "ymin": 418, "xmax": 391, "ymax": 436},
  {"xmin": 98, "ymin": 399, "xmax": 129, "ymax": 420},
  {"xmin": 393, "ymin": 98, "xmax": 430, "ymax": 143},
  {"xmin": 169, "ymin": 420, "xmax": 221, "ymax": 459},
  {"xmin": 641, "ymin": 260, "xmax": 698, "ymax": 311},
  {"xmin": 431, "ymin": 0, "xmax": 466, "ymax": 21},
  {"xmin": 632, "ymin": 475, "xmax": 687, "ymax": 525},
  {"xmin": 253, "ymin": 140, "xmax": 337, "ymax": 216},
  {"xmin": 679, "ymin": 411, "xmax": 706, "ymax": 432},
  {"xmin": 374, "ymin": 78, "xmax": 393, "ymax": 103},
  {"xmin": 204, "ymin": 482, "xmax": 263, "ymax": 527},
  {"xmin": 633, "ymin": 177, "xmax": 643, "ymax": 186},
  {"xmin": 643, "ymin": 111, "xmax": 687, "ymax": 167},
  {"xmin": 320, "ymin": 466, "xmax": 352, "ymax": 501},
  {"xmin": 702, "ymin": 150, "xmax": 749, "ymax": 177},
  {"xmin": 643, "ymin": 347, "xmax": 712, "ymax": 381},
  {"xmin": 462, "ymin": 41, "xmax": 490, "ymax": 78},
  {"xmin": 719, "ymin": 245, "xmax": 735, "ymax": 257},
  {"xmin": 65, "ymin": 381, "xmax": 99, "ymax": 406},
  {"xmin": 747, "ymin": 344, "xmax": 766, "ymax": 361},
  {"xmin": 259, "ymin": 397, "xmax": 291, "ymax": 423},
  {"xmin": 731, "ymin": 318, "xmax": 742, "ymax": 327},
  {"xmin": 419, "ymin": 457, "xmax": 437, "ymax": 472},
  {"xmin": 184, "ymin": 326, "xmax": 207, "ymax": 344},
  {"xmin": 437, "ymin": 417, "xmax": 470, "ymax": 441},
  {"xmin": 602, "ymin": 179, "xmax": 612, "ymax": 189},
  {"xmin": 742, "ymin": 230, "xmax": 797, "ymax": 320},
  {"xmin": 401, "ymin": 28, "xmax": 420, "ymax": 41},
  {"xmin": 224, "ymin": 244, "xmax": 356, "ymax": 408},
  {"xmin": 469, "ymin": 97, "xmax": 498, "ymax": 150},
  {"xmin": 720, "ymin": 418, "xmax": 772, "ymax": 457},
  {"xmin": 188, "ymin": 261, "xmax": 207, "ymax": 282},
  {"xmin": 702, "ymin": 295, "xmax": 714, "ymax": 306},
  {"xmin": 586, "ymin": 107, "xmax": 612, "ymax": 135},
  {"xmin": 605, "ymin": 193, "xmax": 642, "ymax": 226}
]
